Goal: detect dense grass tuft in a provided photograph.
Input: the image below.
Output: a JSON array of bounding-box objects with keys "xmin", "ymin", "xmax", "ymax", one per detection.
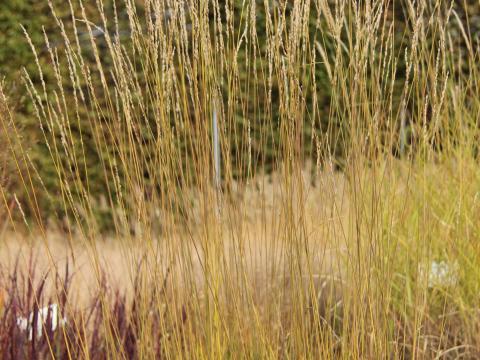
[{"xmin": 1, "ymin": 0, "xmax": 480, "ymax": 358}]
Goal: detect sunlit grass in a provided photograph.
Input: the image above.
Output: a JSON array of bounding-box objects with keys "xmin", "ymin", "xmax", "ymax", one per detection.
[{"xmin": 1, "ymin": 0, "xmax": 480, "ymax": 358}]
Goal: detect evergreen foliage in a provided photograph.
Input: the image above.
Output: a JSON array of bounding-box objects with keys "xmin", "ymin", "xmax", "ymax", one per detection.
[{"xmin": 1, "ymin": 0, "xmax": 479, "ymax": 230}]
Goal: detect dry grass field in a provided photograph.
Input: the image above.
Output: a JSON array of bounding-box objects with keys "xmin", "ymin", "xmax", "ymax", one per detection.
[
  {"xmin": 1, "ymin": 165, "xmax": 347, "ymax": 304},
  {"xmin": 2, "ymin": 159, "xmax": 479, "ymax": 357}
]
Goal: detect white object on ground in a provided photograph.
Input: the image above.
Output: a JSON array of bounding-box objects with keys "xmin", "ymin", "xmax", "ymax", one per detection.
[
  {"xmin": 424, "ymin": 260, "xmax": 459, "ymax": 288},
  {"xmin": 16, "ymin": 303, "xmax": 67, "ymax": 341}
]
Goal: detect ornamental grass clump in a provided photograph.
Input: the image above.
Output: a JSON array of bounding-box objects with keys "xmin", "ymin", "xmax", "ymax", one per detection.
[{"xmin": 1, "ymin": 0, "xmax": 480, "ymax": 358}]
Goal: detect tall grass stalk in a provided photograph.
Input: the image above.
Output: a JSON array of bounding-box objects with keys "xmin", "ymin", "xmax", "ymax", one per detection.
[{"xmin": 1, "ymin": 0, "xmax": 480, "ymax": 358}]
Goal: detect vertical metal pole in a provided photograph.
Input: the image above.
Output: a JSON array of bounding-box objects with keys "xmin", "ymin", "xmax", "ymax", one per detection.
[{"xmin": 400, "ymin": 100, "xmax": 406, "ymax": 157}]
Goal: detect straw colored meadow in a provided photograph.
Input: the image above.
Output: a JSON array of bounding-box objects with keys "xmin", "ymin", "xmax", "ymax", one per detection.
[{"xmin": 1, "ymin": 0, "xmax": 480, "ymax": 358}]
